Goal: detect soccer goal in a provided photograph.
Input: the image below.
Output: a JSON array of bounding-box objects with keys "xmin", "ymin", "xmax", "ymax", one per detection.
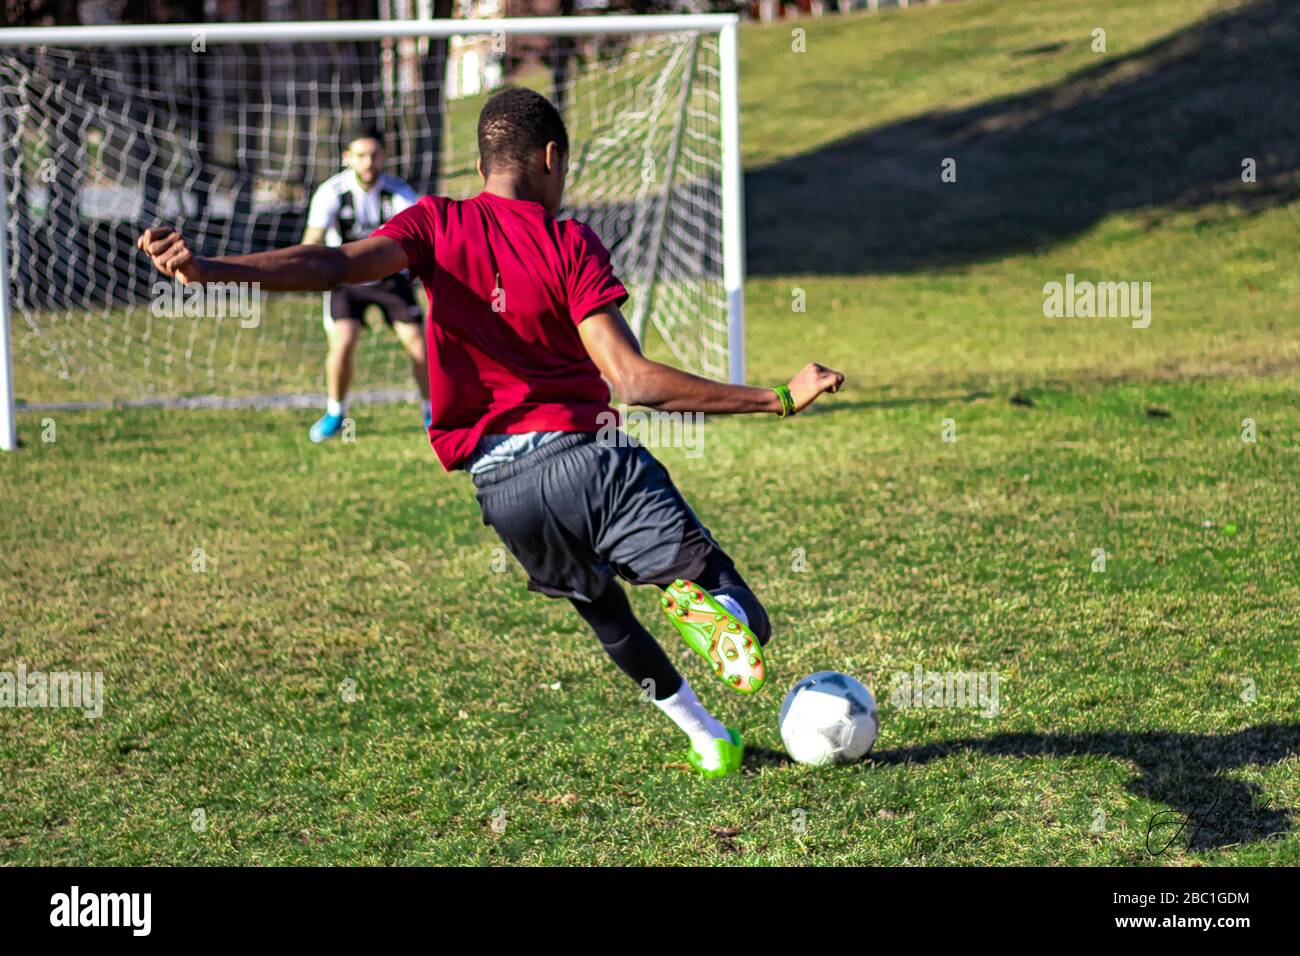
[{"xmin": 0, "ymin": 14, "xmax": 746, "ymax": 450}]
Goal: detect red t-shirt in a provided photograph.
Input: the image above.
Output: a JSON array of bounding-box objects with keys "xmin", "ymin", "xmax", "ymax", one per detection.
[{"xmin": 372, "ymin": 191, "xmax": 629, "ymax": 471}]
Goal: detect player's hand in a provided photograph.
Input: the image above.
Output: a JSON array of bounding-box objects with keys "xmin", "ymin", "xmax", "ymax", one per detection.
[
  {"xmin": 787, "ymin": 362, "xmax": 844, "ymax": 413},
  {"xmin": 136, "ymin": 227, "xmax": 205, "ymax": 284}
]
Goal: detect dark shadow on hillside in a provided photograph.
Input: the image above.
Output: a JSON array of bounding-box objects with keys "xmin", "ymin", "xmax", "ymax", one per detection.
[
  {"xmin": 747, "ymin": 0, "xmax": 1300, "ymax": 275},
  {"xmin": 873, "ymin": 723, "xmax": 1300, "ymax": 853}
]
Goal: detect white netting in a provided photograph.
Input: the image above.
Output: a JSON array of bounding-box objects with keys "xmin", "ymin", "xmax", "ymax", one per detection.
[{"xmin": 0, "ymin": 25, "xmax": 728, "ymax": 407}]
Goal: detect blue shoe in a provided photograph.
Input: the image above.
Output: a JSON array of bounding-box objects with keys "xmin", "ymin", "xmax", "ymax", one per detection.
[
  {"xmin": 423, "ymin": 406, "xmax": 433, "ymax": 430},
  {"xmin": 310, "ymin": 412, "xmax": 345, "ymax": 444}
]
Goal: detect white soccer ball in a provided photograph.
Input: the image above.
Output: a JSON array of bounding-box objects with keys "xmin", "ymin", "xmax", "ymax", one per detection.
[{"xmin": 778, "ymin": 671, "xmax": 879, "ymax": 766}]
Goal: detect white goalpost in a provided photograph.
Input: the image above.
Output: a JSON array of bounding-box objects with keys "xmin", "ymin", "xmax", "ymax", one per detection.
[{"xmin": 0, "ymin": 14, "xmax": 746, "ymax": 450}]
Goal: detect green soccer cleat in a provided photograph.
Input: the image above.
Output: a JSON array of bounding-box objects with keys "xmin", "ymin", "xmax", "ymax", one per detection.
[
  {"xmin": 660, "ymin": 578, "xmax": 766, "ymax": 695},
  {"xmin": 688, "ymin": 726, "xmax": 744, "ymax": 779}
]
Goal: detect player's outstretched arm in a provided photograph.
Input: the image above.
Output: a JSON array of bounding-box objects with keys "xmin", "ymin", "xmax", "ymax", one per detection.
[
  {"xmin": 135, "ymin": 228, "xmax": 407, "ymax": 292},
  {"xmin": 578, "ymin": 305, "xmax": 843, "ymax": 415}
]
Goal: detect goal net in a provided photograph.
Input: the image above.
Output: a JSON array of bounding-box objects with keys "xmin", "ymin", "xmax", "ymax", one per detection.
[{"xmin": 0, "ymin": 15, "xmax": 744, "ymax": 435}]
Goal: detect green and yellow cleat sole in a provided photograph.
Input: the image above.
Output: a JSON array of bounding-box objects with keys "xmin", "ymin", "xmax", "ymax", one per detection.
[
  {"xmin": 660, "ymin": 578, "xmax": 766, "ymax": 695},
  {"xmin": 688, "ymin": 726, "xmax": 744, "ymax": 779}
]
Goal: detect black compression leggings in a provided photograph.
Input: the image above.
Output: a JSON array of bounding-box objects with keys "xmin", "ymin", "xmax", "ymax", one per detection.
[{"xmin": 567, "ymin": 551, "xmax": 770, "ymax": 702}]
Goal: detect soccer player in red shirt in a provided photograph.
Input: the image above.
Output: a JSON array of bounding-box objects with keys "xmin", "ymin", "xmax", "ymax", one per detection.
[{"xmin": 138, "ymin": 88, "xmax": 844, "ymax": 778}]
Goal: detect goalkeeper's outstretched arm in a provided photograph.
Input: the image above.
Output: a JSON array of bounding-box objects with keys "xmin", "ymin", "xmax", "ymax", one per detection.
[{"xmin": 136, "ymin": 228, "xmax": 407, "ymax": 292}]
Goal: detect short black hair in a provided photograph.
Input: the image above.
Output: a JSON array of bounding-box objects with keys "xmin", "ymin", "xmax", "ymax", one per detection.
[
  {"xmin": 477, "ymin": 87, "xmax": 568, "ymax": 174},
  {"xmin": 344, "ymin": 123, "xmax": 385, "ymax": 151}
]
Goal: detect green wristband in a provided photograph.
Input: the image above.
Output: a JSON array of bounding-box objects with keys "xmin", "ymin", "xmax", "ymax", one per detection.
[{"xmin": 773, "ymin": 385, "xmax": 795, "ymax": 418}]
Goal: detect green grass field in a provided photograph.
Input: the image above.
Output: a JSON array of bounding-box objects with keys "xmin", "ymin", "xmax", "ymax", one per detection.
[{"xmin": 2, "ymin": 0, "xmax": 1298, "ymax": 865}]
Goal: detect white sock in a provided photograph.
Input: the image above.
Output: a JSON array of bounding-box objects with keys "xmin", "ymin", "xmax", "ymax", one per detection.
[
  {"xmin": 421, "ymin": 399, "xmax": 432, "ymax": 416},
  {"xmin": 714, "ymin": 592, "xmax": 750, "ymax": 628},
  {"xmin": 654, "ymin": 678, "xmax": 730, "ymax": 750},
  {"xmin": 326, "ymin": 398, "xmax": 346, "ymax": 417}
]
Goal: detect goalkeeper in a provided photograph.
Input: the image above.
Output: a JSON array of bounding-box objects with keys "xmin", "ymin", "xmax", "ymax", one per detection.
[
  {"xmin": 137, "ymin": 88, "xmax": 843, "ymax": 779},
  {"xmin": 302, "ymin": 124, "xmax": 429, "ymax": 442}
]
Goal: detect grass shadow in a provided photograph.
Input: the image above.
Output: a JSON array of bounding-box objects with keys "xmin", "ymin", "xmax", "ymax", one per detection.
[
  {"xmin": 872, "ymin": 722, "xmax": 1300, "ymax": 852},
  {"xmin": 748, "ymin": 0, "xmax": 1300, "ymax": 276}
]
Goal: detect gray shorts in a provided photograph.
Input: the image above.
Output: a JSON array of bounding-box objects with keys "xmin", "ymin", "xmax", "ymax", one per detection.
[{"xmin": 471, "ymin": 431, "xmax": 721, "ymax": 603}]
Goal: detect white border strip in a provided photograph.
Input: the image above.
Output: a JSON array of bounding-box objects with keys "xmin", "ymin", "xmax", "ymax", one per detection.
[{"xmin": 0, "ymin": 14, "xmax": 739, "ymax": 47}]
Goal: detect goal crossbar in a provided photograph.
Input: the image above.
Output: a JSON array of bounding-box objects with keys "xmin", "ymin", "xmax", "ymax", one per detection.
[{"xmin": 0, "ymin": 14, "xmax": 740, "ymax": 46}]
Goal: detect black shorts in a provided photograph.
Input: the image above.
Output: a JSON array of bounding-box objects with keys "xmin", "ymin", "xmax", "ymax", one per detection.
[
  {"xmin": 326, "ymin": 274, "xmax": 421, "ymax": 326},
  {"xmin": 472, "ymin": 432, "xmax": 724, "ymax": 603}
]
